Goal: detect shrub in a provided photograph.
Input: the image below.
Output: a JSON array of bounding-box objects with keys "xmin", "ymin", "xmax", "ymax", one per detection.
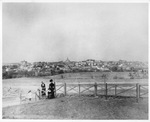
[
  {"xmin": 113, "ymin": 76, "xmax": 118, "ymax": 79},
  {"xmin": 118, "ymin": 77, "xmax": 124, "ymax": 79}
]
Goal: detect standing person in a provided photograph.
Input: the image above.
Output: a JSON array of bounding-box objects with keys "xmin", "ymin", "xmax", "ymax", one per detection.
[
  {"xmin": 49, "ymin": 79, "xmax": 55, "ymax": 99},
  {"xmin": 41, "ymin": 81, "xmax": 46, "ymax": 98}
]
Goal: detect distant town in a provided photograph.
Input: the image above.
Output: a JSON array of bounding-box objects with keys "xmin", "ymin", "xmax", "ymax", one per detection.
[{"xmin": 2, "ymin": 58, "xmax": 148, "ymax": 79}]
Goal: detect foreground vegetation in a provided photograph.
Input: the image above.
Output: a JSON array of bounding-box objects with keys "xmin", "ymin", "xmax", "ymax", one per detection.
[{"xmin": 3, "ymin": 96, "xmax": 148, "ymax": 119}]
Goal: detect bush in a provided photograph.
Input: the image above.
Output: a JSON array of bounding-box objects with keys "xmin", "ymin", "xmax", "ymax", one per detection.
[
  {"xmin": 130, "ymin": 76, "xmax": 134, "ymax": 79},
  {"xmin": 113, "ymin": 76, "xmax": 118, "ymax": 79},
  {"xmin": 118, "ymin": 77, "xmax": 124, "ymax": 79},
  {"xmin": 61, "ymin": 75, "xmax": 64, "ymax": 79}
]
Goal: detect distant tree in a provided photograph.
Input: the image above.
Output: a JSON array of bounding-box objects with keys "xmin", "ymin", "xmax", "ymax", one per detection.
[
  {"xmin": 131, "ymin": 67, "xmax": 134, "ymax": 71},
  {"xmin": 111, "ymin": 66, "xmax": 118, "ymax": 72},
  {"xmin": 113, "ymin": 76, "xmax": 118, "ymax": 79},
  {"xmin": 3, "ymin": 71, "xmax": 17, "ymax": 79},
  {"xmin": 51, "ymin": 70, "xmax": 56, "ymax": 75},
  {"xmin": 102, "ymin": 74, "xmax": 107, "ymax": 83},
  {"xmin": 12, "ymin": 65, "xmax": 18, "ymax": 69},
  {"xmin": 58, "ymin": 70, "xmax": 64, "ymax": 74},
  {"xmin": 118, "ymin": 67, "xmax": 123, "ymax": 72},
  {"xmin": 61, "ymin": 75, "xmax": 64, "ymax": 79},
  {"xmin": 3, "ymin": 72, "xmax": 8, "ymax": 79}
]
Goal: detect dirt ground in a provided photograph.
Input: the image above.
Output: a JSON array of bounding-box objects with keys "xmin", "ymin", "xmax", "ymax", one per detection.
[{"xmin": 2, "ymin": 95, "xmax": 148, "ymax": 119}]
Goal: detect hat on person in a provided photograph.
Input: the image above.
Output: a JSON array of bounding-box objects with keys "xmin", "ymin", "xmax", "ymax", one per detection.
[{"xmin": 50, "ymin": 79, "xmax": 53, "ymax": 82}]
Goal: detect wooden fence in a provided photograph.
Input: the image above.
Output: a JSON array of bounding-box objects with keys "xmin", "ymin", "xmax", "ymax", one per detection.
[
  {"xmin": 38, "ymin": 82, "xmax": 148, "ymax": 102},
  {"xmin": 3, "ymin": 82, "xmax": 148, "ymax": 107},
  {"xmin": 29, "ymin": 83, "xmax": 148, "ymax": 102},
  {"xmin": 5, "ymin": 83, "xmax": 148, "ymax": 105}
]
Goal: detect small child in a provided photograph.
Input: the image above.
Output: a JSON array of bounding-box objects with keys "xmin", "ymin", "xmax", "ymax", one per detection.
[
  {"xmin": 47, "ymin": 88, "xmax": 51, "ymax": 99},
  {"xmin": 27, "ymin": 90, "xmax": 32, "ymax": 101}
]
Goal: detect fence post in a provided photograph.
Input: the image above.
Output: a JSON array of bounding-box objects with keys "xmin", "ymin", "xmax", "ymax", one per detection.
[
  {"xmin": 94, "ymin": 82, "xmax": 97, "ymax": 97},
  {"xmin": 105, "ymin": 83, "xmax": 108, "ymax": 100},
  {"xmin": 54, "ymin": 84, "xmax": 56, "ymax": 98},
  {"xmin": 139, "ymin": 85, "xmax": 141, "ymax": 98},
  {"xmin": 79, "ymin": 83, "xmax": 80, "ymax": 96},
  {"xmin": 35, "ymin": 92, "xmax": 37, "ymax": 101},
  {"xmin": 19, "ymin": 91, "xmax": 22, "ymax": 104},
  {"xmin": 115, "ymin": 84, "xmax": 117, "ymax": 97},
  {"xmin": 136, "ymin": 83, "xmax": 140, "ymax": 103},
  {"xmin": 38, "ymin": 89, "xmax": 41, "ymax": 100},
  {"xmin": 64, "ymin": 83, "xmax": 67, "ymax": 96}
]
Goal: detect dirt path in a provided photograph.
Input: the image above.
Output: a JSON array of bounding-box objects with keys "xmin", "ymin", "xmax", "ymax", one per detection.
[{"xmin": 3, "ymin": 96, "xmax": 148, "ymax": 119}]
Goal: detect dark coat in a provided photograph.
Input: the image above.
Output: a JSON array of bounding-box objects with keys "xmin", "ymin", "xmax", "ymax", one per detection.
[{"xmin": 49, "ymin": 82, "xmax": 55, "ymax": 91}]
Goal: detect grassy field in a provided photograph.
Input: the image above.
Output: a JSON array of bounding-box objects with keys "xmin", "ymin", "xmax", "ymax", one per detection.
[
  {"xmin": 3, "ymin": 72, "xmax": 148, "ymax": 88},
  {"xmin": 3, "ymin": 96, "xmax": 148, "ymax": 119},
  {"xmin": 2, "ymin": 72, "xmax": 149, "ymax": 119}
]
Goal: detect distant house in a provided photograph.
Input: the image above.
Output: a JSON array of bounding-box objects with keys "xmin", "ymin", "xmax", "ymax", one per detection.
[
  {"xmin": 75, "ymin": 61, "xmax": 87, "ymax": 66},
  {"xmin": 75, "ymin": 62, "xmax": 79, "ymax": 67},
  {"xmin": 99, "ymin": 67, "xmax": 110, "ymax": 71},
  {"xmin": 80, "ymin": 61, "xmax": 86, "ymax": 66},
  {"xmin": 86, "ymin": 59, "xmax": 95, "ymax": 66}
]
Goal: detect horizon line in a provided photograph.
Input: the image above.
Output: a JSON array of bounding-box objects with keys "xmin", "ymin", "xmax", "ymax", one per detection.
[{"xmin": 2, "ymin": 59, "xmax": 148, "ymax": 65}]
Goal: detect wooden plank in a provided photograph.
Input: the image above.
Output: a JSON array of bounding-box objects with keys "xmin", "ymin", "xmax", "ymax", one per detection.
[
  {"xmin": 35, "ymin": 92, "xmax": 36, "ymax": 101},
  {"xmin": 116, "ymin": 86, "xmax": 136, "ymax": 95},
  {"xmin": 139, "ymin": 85, "xmax": 141, "ymax": 98},
  {"xmin": 79, "ymin": 83, "xmax": 80, "ymax": 96},
  {"xmin": 80, "ymin": 85, "xmax": 94, "ymax": 94},
  {"xmin": 139, "ymin": 84, "xmax": 148, "ymax": 86},
  {"xmin": 140, "ymin": 86, "xmax": 148, "ymax": 90},
  {"xmin": 140, "ymin": 92, "xmax": 148, "ymax": 97},
  {"xmin": 67, "ymin": 86, "xmax": 78, "ymax": 93},
  {"xmin": 105, "ymin": 83, "xmax": 108, "ymax": 100},
  {"xmin": 38, "ymin": 89, "xmax": 41, "ymax": 99},
  {"xmin": 19, "ymin": 91, "xmax": 22, "ymax": 104},
  {"xmin": 56, "ymin": 85, "xmax": 64, "ymax": 92},
  {"xmin": 94, "ymin": 82, "xmax": 97, "ymax": 96},
  {"xmin": 115, "ymin": 84, "xmax": 117, "ymax": 97},
  {"xmin": 107, "ymin": 84, "xmax": 116, "ymax": 90},
  {"xmin": 136, "ymin": 83, "xmax": 140, "ymax": 103},
  {"xmin": 64, "ymin": 83, "xmax": 67, "ymax": 96}
]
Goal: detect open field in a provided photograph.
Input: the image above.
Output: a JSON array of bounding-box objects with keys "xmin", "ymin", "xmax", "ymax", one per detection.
[{"xmin": 3, "ymin": 72, "xmax": 148, "ymax": 89}]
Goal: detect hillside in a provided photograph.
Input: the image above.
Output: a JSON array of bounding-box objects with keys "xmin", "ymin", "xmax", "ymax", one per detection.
[{"xmin": 3, "ymin": 96, "xmax": 148, "ymax": 119}]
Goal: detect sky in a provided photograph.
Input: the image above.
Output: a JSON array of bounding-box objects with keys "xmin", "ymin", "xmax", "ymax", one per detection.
[{"xmin": 2, "ymin": 3, "xmax": 148, "ymax": 63}]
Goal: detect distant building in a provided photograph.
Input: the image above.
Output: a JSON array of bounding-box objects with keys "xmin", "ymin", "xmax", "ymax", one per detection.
[
  {"xmin": 20, "ymin": 60, "xmax": 32, "ymax": 70},
  {"xmin": 64, "ymin": 58, "xmax": 75, "ymax": 67},
  {"xmin": 65, "ymin": 58, "xmax": 71, "ymax": 63},
  {"xmin": 20, "ymin": 60, "xmax": 28, "ymax": 66},
  {"xmin": 86, "ymin": 59, "xmax": 95, "ymax": 66}
]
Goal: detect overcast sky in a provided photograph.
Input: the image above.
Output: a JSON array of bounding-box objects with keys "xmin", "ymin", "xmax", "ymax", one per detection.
[{"xmin": 3, "ymin": 3, "xmax": 148, "ymax": 63}]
